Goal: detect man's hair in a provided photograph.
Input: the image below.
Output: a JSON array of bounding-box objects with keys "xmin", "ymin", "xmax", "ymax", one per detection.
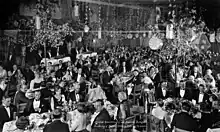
[
  {"xmin": 96, "ymin": 99, "xmax": 104, "ymax": 106},
  {"xmin": 53, "ymin": 109, "xmax": 62, "ymax": 119},
  {"xmin": 181, "ymin": 101, "xmax": 191, "ymax": 112},
  {"xmin": 2, "ymin": 95, "xmax": 11, "ymax": 100},
  {"xmin": 157, "ymin": 99, "xmax": 164, "ymax": 107}
]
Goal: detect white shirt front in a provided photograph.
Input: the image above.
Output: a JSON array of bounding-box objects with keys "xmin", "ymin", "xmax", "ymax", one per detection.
[
  {"xmin": 91, "ymin": 112, "xmax": 100, "ymax": 126},
  {"xmin": 143, "ymin": 76, "xmax": 153, "ymax": 84},
  {"xmin": 4, "ymin": 106, "xmax": 10, "ymax": 118},
  {"xmin": 162, "ymin": 89, "xmax": 166, "ymax": 97},
  {"xmin": 180, "ymin": 89, "xmax": 185, "ymax": 98},
  {"xmin": 33, "ymin": 100, "xmax": 40, "ymax": 110},
  {"xmin": 123, "ymin": 67, "xmax": 126, "ymax": 73},
  {"xmin": 77, "ymin": 74, "xmax": 81, "ymax": 82},
  {"xmin": 75, "ymin": 94, "xmax": 80, "ymax": 102},
  {"xmin": 198, "ymin": 93, "xmax": 204, "ymax": 103}
]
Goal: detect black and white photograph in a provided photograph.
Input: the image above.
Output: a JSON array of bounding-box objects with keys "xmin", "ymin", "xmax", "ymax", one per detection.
[{"xmin": 0, "ymin": 0, "xmax": 220, "ymax": 132}]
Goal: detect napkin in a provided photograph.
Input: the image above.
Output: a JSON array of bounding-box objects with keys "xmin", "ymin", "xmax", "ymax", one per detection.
[{"xmin": 192, "ymin": 100, "xmax": 196, "ymax": 105}]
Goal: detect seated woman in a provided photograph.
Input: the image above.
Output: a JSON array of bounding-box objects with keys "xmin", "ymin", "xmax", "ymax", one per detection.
[
  {"xmin": 116, "ymin": 92, "xmax": 131, "ymax": 121},
  {"xmin": 62, "ymin": 70, "xmax": 72, "ymax": 81},
  {"xmin": 70, "ymin": 103, "xmax": 87, "ymax": 132},
  {"xmin": 51, "ymin": 87, "xmax": 66, "ymax": 110},
  {"xmin": 0, "ymin": 65, "xmax": 7, "ymax": 81},
  {"xmin": 29, "ymin": 71, "xmax": 44, "ymax": 90}
]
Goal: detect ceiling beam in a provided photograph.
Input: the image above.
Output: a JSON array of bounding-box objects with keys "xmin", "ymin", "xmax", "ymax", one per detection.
[{"xmin": 74, "ymin": 0, "xmax": 149, "ymax": 10}]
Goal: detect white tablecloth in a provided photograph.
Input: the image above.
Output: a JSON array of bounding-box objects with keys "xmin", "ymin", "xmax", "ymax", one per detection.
[
  {"xmin": 207, "ymin": 128, "xmax": 220, "ymax": 132},
  {"xmin": 76, "ymin": 52, "xmax": 97, "ymax": 59},
  {"xmin": 41, "ymin": 57, "xmax": 71, "ymax": 65}
]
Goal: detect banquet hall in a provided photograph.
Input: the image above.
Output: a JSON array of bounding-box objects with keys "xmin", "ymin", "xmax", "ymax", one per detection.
[{"xmin": 0, "ymin": 0, "xmax": 220, "ymax": 132}]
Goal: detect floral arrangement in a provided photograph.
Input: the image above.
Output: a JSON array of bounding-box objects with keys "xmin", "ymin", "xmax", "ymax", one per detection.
[{"xmin": 29, "ymin": 2, "xmax": 75, "ymax": 51}]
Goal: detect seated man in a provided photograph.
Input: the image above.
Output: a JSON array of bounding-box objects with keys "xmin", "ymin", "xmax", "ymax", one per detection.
[
  {"xmin": 0, "ymin": 95, "xmax": 16, "ymax": 131},
  {"xmin": 171, "ymin": 101, "xmax": 198, "ymax": 132},
  {"xmin": 14, "ymin": 84, "xmax": 30, "ymax": 106},
  {"xmin": 24, "ymin": 90, "xmax": 50, "ymax": 116},
  {"xmin": 43, "ymin": 109, "xmax": 70, "ymax": 132}
]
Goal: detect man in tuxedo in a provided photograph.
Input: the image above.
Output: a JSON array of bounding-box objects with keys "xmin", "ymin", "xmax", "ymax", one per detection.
[
  {"xmin": 155, "ymin": 82, "xmax": 172, "ymax": 100},
  {"xmin": 91, "ymin": 99, "xmax": 111, "ymax": 132},
  {"xmin": 193, "ymin": 84, "xmax": 209, "ymax": 104},
  {"xmin": 46, "ymin": 49, "xmax": 53, "ymax": 59},
  {"xmin": 35, "ymin": 49, "xmax": 43, "ymax": 65},
  {"xmin": 175, "ymin": 82, "xmax": 192, "ymax": 100},
  {"xmin": 14, "ymin": 84, "xmax": 30, "ymax": 107},
  {"xmin": 12, "ymin": 64, "xmax": 18, "ymax": 76},
  {"xmin": 23, "ymin": 66, "xmax": 35, "ymax": 83},
  {"xmin": 75, "ymin": 68, "xmax": 86, "ymax": 83},
  {"xmin": 189, "ymin": 66, "xmax": 202, "ymax": 79},
  {"xmin": 69, "ymin": 83, "xmax": 84, "ymax": 103},
  {"xmin": 83, "ymin": 64, "xmax": 92, "ymax": 80},
  {"xmin": 119, "ymin": 61, "xmax": 128, "ymax": 74},
  {"xmin": 70, "ymin": 47, "xmax": 79, "ymax": 63},
  {"xmin": 0, "ymin": 80, "xmax": 7, "ymax": 105},
  {"xmin": 24, "ymin": 90, "xmax": 50, "ymax": 116},
  {"xmin": 171, "ymin": 101, "xmax": 198, "ymax": 131},
  {"xmin": 0, "ymin": 96, "xmax": 16, "ymax": 131},
  {"xmin": 43, "ymin": 109, "xmax": 70, "ymax": 132}
]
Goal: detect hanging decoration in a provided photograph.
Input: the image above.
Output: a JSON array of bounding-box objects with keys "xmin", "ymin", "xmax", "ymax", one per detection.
[
  {"xmin": 156, "ymin": 6, "xmax": 161, "ymax": 24},
  {"xmin": 166, "ymin": 23, "xmax": 174, "ymax": 39},
  {"xmin": 35, "ymin": 15, "xmax": 41, "ymax": 29},
  {"xmin": 74, "ymin": 1, "xmax": 79, "ymax": 17},
  {"xmin": 209, "ymin": 31, "xmax": 215, "ymax": 43},
  {"xmin": 30, "ymin": 2, "xmax": 74, "ymax": 51},
  {"xmin": 149, "ymin": 35, "xmax": 163, "ymax": 50}
]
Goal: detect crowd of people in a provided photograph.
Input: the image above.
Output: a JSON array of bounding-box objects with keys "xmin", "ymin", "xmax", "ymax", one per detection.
[{"xmin": 0, "ymin": 45, "xmax": 220, "ymax": 132}]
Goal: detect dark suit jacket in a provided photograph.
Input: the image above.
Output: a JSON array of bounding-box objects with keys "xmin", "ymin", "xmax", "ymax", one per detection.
[
  {"xmin": 189, "ymin": 72, "xmax": 202, "ymax": 79},
  {"xmin": 101, "ymin": 71, "xmax": 113, "ymax": 86},
  {"xmin": 193, "ymin": 90, "xmax": 210, "ymax": 104},
  {"xmin": 69, "ymin": 91, "xmax": 84, "ymax": 103},
  {"xmin": 171, "ymin": 112, "xmax": 198, "ymax": 131},
  {"xmin": 83, "ymin": 66, "xmax": 92, "ymax": 80},
  {"xmin": 0, "ymin": 105, "xmax": 17, "ymax": 129},
  {"xmin": 24, "ymin": 98, "xmax": 50, "ymax": 116},
  {"xmin": 35, "ymin": 53, "xmax": 43, "ymax": 65},
  {"xmin": 197, "ymin": 112, "xmax": 212, "ymax": 132},
  {"xmin": 155, "ymin": 88, "xmax": 172, "ymax": 100},
  {"xmin": 91, "ymin": 108, "xmax": 111, "ymax": 132},
  {"xmin": 43, "ymin": 120, "xmax": 70, "ymax": 132},
  {"xmin": 14, "ymin": 91, "xmax": 30, "ymax": 106},
  {"xmin": 175, "ymin": 88, "xmax": 192, "ymax": 100}
]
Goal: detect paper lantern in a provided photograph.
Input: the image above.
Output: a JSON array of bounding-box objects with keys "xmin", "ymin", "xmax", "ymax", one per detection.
[
  {"xmin": 98, "ymin": 27, "xmax": 102, "ymax": 39},
  {"xmin": 36, "ymin": 16, "xmax": 41, "ymax": 29},
  {"xmin": 149, "ymin": 36, "xmax": 163, "ymax": 50},
  {"xmin": 74, "ymin": 5, "xmax": 79, "ymax": 17},
  {"xmin": 135, "ymin": 34, "xmax": 139, "ymax": 38},
  {"xmin": 127, "ymin": 34, "xmax": 133, "ymax": 39},
  {"xmin": 84, "ymin": 25, "xmax": 90, "ymax": 33},
  {"xmin": 166, "ymin": 24, "xmax": 174, "ymax": 39},
  {"xmin": 143, "ymin": 33, "xmax": 146, "ymax": 37},
  {"xmin": 209, "ymin": 32, "xmax": 215, "ymax": 43}
]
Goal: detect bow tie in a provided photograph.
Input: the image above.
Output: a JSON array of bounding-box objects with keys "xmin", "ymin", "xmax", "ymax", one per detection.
[
  {"xmin": 200, "ymin": 92, "xmax": 204, "ymax": 94},
  {"xmin": 35, "ymin": 99, "xmax": 40, "ymax": 101},
  {"xmin": 4, "ymin": 106, "xmax": 9, "ymax": 108}
]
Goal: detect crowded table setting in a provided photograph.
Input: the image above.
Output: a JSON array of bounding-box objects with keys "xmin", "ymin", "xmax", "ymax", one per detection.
[{"xmin": 1, "ymin": 0, "xmax": 220, "ymax": 132}]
